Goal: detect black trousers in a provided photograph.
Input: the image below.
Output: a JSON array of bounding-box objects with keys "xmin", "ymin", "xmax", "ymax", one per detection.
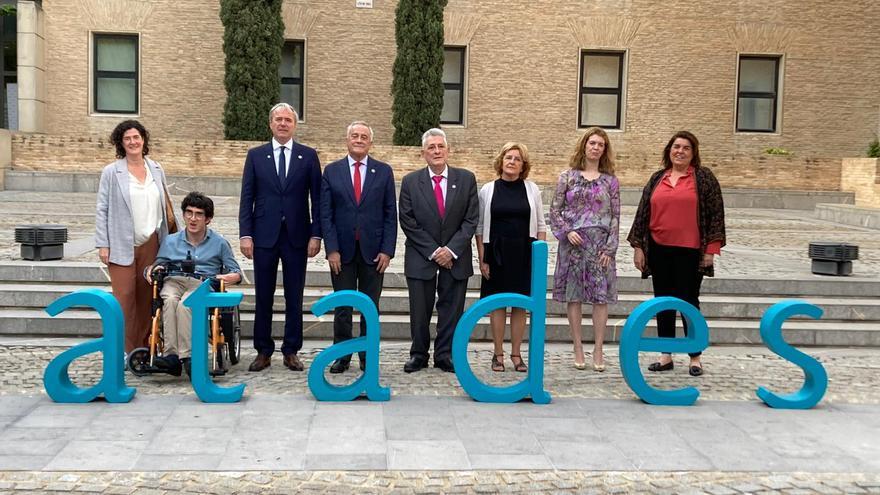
[
  {"xmin": 648, "ymin": 238, "xmax": 704, "ymax": 357},
  {"xmin": 329, "ymin": 241, "xmax": 384, "ymax": 363},
  {"xmin": 406, "ymin": 270, "xmax": 468, "ymax": 362}
]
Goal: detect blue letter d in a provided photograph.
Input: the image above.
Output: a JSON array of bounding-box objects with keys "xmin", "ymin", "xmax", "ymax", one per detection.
[{"xmin": 451, "ymin": 240, "xmax": 551, "ymax": 404}]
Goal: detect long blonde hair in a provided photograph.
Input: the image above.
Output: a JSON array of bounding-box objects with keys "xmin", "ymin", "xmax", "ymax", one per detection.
[{"xmin": 569, "ymin": 127, "xmax": 615, "ymax": 175}]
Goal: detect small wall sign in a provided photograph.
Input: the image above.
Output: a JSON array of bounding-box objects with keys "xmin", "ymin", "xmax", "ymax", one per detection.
[{"xmin": 356, "ymin": 0, "xmax": 373, "ymax": 8}]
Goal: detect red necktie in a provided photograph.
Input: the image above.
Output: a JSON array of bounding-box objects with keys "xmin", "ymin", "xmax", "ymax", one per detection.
[
  {"xmin": 353, "ymin": 162, "xmax": 362, "ymax": 204},
  {"xmin": 432, "ymin": 175, "xmax": 445, "ymax": 218}
]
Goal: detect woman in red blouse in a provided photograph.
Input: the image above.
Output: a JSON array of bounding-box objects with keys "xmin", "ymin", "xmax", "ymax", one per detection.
[{"xmin": 626, "ymin": 131, "xmax": 726, "ymax": 376}]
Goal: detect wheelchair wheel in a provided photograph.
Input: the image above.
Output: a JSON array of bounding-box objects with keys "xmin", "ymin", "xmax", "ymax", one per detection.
[
  {"xmin": 229, "ymin": 311, "xmax": 241, "ymax": 365},
  {"xmin": 127, "ymin": 348, "xmax": 151, "ymax": 377}
]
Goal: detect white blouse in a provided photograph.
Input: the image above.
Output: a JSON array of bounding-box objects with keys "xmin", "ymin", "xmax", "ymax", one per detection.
[{"xmin": 129, "ymin": 165, "xmax": 162, "ymax": 247}]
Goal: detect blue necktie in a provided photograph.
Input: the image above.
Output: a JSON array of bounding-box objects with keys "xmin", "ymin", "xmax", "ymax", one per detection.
[{"xmin": 278, "ymin": 146, "xmax": 287, "ymax": 185}]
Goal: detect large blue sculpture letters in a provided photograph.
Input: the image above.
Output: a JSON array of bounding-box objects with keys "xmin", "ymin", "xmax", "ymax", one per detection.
[
  {"xmin": 184, "ymin": 280, "xmax": 246, "ymax": 403},
  {"xmin": 451, "ymin": 240, "xmax": 552, "ymax": 404},
  {"xmin": 307, "ymin": 290, "xmax": 391, "ymax": 401},
  {"xmin": 43, "ymin": 289, "xmax": 135, "ymax": 403},
  {"xmin": 756, "ymin": 300, "xmax": 828, "ymax": 409},
  {"xmin": 619, "ymin": 297, "xmax": 709, "ymax": 406}
]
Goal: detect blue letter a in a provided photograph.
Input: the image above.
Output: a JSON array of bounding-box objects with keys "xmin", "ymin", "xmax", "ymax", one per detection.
[
  {"xmin": 756, "ymin": 300, "xmax": 828, "ymax": 409},
  {"xmin": 451, "ymin": 240, "xmax": 551, "ymax": 404},
  {"xmin": 43, "ymin": 289, "xmax": 135, "ymax": 403},
  {"xmin": 184, "ymin": 280, "xmax": 246, "ymax": 403},
  {"xmin": 308, "ymin": 290, "xmax": 390, "ymax": 401}
]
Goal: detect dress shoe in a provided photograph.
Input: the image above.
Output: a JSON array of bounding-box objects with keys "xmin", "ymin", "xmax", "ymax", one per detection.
[
  {"xmin": 574, "ymin": 361, "xmax": 587, "ymax": 370},
  {"xmin": 283, "ymin": 353, "xmax": 304, "ymax": 371},
  {"xmin": 689, "ymin": 365, "xmax": 704, "ymax": 377},
  {"xmin": 648, "ymin": 361, "xmax": 674, "ymax": 372},
  {"xmin": 248, "ymin": 353, "xmax": 272, "ymax": 372},
  {"xmin": 403, "ymin": 356, "xmax": 428, "ymax": 373},
  {"xmin": 156, "ymin": 354, "xmax": 182, "ymax": 377},
  {"xmin": 329, "ymin": 359, "xmax": 350, "ymax": 374},
  {"xmin": 434, "ymin": 357, "xmax": 455, "ymax": 373}
]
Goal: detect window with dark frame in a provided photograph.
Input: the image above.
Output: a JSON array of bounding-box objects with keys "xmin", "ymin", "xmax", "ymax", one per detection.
[
  {"xmin": 441, "ymin": 46, "xmax": 465, "ymax": 125},
  {"xmin": 578, "ymin": 50, "xmax": 624, "ymax": 129},
  {"xmin": 280, "ymin": 40, "xmax": 305, "ymax": 119},
  {"xmin": 736, "ymin": 55, "xmax": 781, "ymax": 133},
  {"xmin": 93, "ymin": 33, "xmax": 138, "ymax": 114}
]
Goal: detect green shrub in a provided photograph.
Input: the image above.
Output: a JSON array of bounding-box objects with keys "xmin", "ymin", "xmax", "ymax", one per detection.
[
  {"xmin": 220, "ymin": 0, "xmax": 284, "ymax": 141},
  {"xmin": 868, "ymin": 138, "xmax": 880, "ymax": 158},
  {"xmin": 764, "ymin": 147, "xmax": 792, "ymax": 156},
  {"xmin": 391, "ymin": 0, "xmax": 447, "ymax": 145}
]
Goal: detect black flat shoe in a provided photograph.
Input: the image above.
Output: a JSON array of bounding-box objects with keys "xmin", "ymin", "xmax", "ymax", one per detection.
[
  {"xmin": 648, "ymin": 361, "xmax": 674, "ymax": 372},
  {"xmin": 689, "ymin": 365, "xmax": 704, "ymax": 376}
]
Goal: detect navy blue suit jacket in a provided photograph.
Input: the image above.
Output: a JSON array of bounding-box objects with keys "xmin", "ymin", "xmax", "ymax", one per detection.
[
  {"xmin": 239, "ymin": 141, "xmax": 322, "ymax": 249},
  {"xmin": 320, "ymin": 156, "xmax": 397, "ymax": 264}
]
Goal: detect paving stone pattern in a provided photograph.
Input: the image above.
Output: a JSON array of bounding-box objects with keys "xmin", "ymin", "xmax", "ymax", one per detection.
[{"xmin": 0, "ymin": 470, "xmax": 878, "ymax": 494}]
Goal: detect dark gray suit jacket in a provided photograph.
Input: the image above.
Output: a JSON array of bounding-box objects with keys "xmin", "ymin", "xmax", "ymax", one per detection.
[{"xmin": 398, "ymin": 166, "xmax": 479, "ymax": 281}]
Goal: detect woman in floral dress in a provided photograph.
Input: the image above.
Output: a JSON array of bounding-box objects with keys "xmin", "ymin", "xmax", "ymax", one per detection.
[{"xmin": 549, "ymin": 127, "xmax": 620, "ymax": 371}]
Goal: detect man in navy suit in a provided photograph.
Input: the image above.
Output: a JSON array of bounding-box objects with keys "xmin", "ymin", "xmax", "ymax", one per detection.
[
  {"xmin": 320, "ymin": 121, "xmax": 397, "ymax": 373},
  {"xmin": 398, "ymin": 128, "xmax": 479, "ymax": 373},
  {"xmin": 239, "ymin": 102, "xmax": 322, "ymax": 372}
]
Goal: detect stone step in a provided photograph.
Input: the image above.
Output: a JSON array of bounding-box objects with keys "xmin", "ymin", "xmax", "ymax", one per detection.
[
  {"xmin": 5, "ymin": 284, "xmax": 880, "ymax": 322},
  {"xmin": 1, "ymin": 261, "xmax": 878, "ymax": 297},
  {"xmin": 2, "ymin": 309, "xmax": 876, "ymax": 346},
  {"xmin": 4, "ymin": 170, "xmax": 856, "ymax": 210}
]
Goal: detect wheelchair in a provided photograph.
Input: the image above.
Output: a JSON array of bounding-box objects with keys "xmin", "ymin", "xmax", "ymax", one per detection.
[{"xmin": 127, "ymin": 259, "xmax": 242, "ymax": 377}]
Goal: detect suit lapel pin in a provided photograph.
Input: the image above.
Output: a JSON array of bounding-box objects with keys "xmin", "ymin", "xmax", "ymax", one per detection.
[
  {"xmin": 452, "ymin": 184, "xmax": 456, "ymax": 189},
  {"xmin": 371, "ymin": 169, "xmax": 376, "ymax": 173},
  {"xmin": 298, "ymin": 155, "xmax": 303, "ymax": 159},
  {"xmin": 266, "ymin": 155, "xmax": 271, "ymax": 159}
]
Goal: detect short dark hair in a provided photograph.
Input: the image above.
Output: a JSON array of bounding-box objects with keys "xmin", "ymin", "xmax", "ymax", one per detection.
[
  {"xmin": 181, "ymin": 191, "xmax": 214, "ymax": 219},
  {"xmin": 661, "ymin": 130, "xmax": 701, "ymax": 169},
  {"xmin": 109, "ymin": 120, "xmax": 150, "ymax": 159}
]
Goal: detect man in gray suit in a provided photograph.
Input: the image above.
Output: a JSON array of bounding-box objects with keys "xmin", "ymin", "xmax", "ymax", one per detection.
[{"xmin": 398, "ymin": 128, "xmax": 479, "ymax": 373}]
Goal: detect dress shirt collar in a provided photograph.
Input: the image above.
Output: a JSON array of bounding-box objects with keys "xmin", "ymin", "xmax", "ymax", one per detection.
[
  {"xmin": 272, "ymin": 137, "xmax": 293, "ymax": 151},
  {"xmin": 428, "ymin": 165, "xmax": 448, "ymax": 180},
  {"xmin": 347, "ymin": 155, "xmax": 369, "ymax": 167}
]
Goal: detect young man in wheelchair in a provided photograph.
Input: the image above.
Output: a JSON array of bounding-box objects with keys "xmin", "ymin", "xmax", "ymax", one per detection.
[{"xmin": 147, "ymin": 191, "xmax": 241, "ymax": 377}]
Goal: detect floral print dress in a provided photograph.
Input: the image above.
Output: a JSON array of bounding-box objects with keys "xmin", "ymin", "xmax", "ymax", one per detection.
[{"xmin": 549, "ymin": 170, "xmax": 620, "ymax": 304}]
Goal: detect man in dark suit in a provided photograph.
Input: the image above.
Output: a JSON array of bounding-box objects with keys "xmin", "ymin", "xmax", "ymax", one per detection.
[
  {"xmin": 320, "ymin": 121, "xmax": 397, "ymax": 373},
  {"xmin": 239, "ymin": 102, "xmax": 322, "ymax": 372},
  {"xmin": 398, "ymin": 128, "xmax": 479, "ymax": 373}
]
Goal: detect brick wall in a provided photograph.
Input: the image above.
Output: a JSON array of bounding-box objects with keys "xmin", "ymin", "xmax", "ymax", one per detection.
[
  {"xmin": 11, "ymin": 133, "xmax": 843, "ymax": 191},
  {"xmin": 40, "ymin": 0, "xmax": 880, "ymax": 166},
  {"xmin": 841, "ymin": 158, "xmax": 880, "ymax": 207}
]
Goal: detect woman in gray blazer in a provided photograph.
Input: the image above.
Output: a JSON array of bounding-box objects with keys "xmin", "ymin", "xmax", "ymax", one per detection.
[{"xmin": 95, "ymin": 120, "xmax": 174, "ymax": 354}]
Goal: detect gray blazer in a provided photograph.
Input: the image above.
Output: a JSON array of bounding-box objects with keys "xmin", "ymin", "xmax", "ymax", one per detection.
[
  {"xmin": 398, "ymin": 166, "xmax": 479, "ymax": 281},
  {"xmin": 95, "ymin": 157, "xmax": 173, "ymax": 266}
]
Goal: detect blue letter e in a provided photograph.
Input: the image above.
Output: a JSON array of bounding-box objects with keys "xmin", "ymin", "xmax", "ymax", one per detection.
[
  {"xmin": 619, "ymin": 297, "xmax": 709, "ymax": 406},
  {"xmin": 308, "ymin": 290, "xmax": 390, "ymax": 401},
  {"xmin": 43, "ymin": 289, "xmax": 135, "ymax": 403},
  {"xmin": 451, "ymin": 240, "xmax": 551, "ymax": 404},
  {"xmin": 756, "ymin": 300, "xmax": 828, "ymax": 409}
]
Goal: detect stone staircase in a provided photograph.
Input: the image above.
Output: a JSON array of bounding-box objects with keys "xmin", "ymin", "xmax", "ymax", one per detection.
[{"xmin": 1, "ymin": 171, "xmax": 878, "ymax": 347}]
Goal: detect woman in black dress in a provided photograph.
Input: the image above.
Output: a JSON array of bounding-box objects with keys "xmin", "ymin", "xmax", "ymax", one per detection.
[{"xmin": 476, "ymin": 142, "xmax": 547, "ymax": 372}]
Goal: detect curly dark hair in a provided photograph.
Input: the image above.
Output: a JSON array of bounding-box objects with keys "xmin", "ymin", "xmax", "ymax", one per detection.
[
  {"xmin": 181, "ymin": 191, "xmax": 214, "ymax": 219},
  {"xmin": 109, "ymin": 120, "xmax": 150, "ymax": 159}
]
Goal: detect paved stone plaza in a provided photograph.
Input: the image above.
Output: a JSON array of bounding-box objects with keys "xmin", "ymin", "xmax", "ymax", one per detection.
[
  {"xmin": 0, "ymin": 340, "xmax": 879, "ymax": 493},
  {"xmin": 0, "ymin": 189, "xmax": 879, "ymax": 492}
]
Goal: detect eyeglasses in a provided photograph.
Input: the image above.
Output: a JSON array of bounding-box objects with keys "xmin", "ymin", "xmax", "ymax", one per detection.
[{"xmin": 183, "ymin": 210, "xmax": 206, "ymax": 219}]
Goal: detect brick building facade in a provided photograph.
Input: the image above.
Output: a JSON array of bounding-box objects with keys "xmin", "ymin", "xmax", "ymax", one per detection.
[{"xmin": 10, "ymin": 0, "xmax": 880, "ymax": 192}]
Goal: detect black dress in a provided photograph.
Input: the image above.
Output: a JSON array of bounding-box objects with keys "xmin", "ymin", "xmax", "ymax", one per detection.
[{"xmin": 480, "ymin": 179, "xmax": 534, "ymax": 298}]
